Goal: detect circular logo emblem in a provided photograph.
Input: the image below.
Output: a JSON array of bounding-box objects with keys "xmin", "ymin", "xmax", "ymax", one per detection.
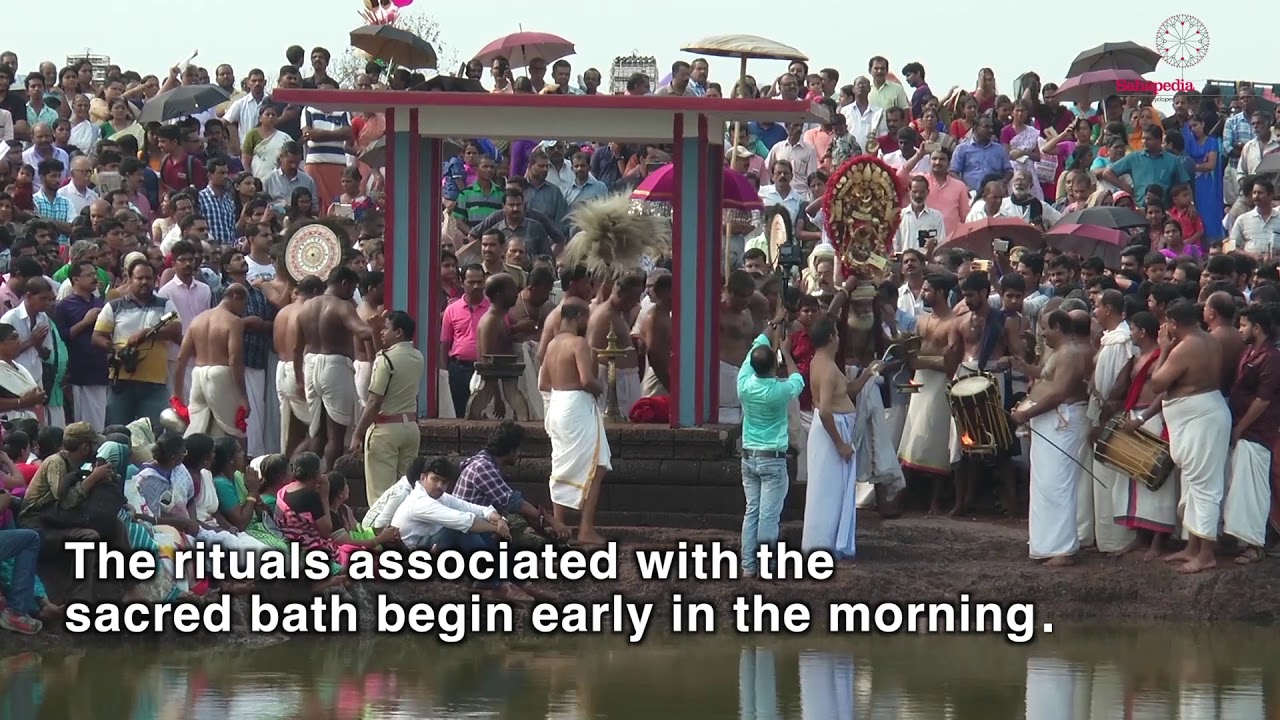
[{"xmin": 1156, "ymin": 14, "xmax": 1209, "ymax": 69}]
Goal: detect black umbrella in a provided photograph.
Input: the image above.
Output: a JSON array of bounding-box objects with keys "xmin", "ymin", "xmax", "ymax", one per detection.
[
  {"xmin": 1067, "ymin": 41, "xmax": 1161, "ymax": 77},
  {"xmin": 350, "ymin": 25, "xmax": 438, "ymax": 70},
  {"xmin": 1058, "ymin": 206, "xmax": 1149, "ymax": 230},
  {"xmin": 137, "ymin": 84, "xmax": 231, "ymax": 124}
]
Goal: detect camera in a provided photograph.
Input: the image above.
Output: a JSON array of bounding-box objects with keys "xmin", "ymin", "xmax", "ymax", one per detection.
[
  {"xmin": 993, "ymin": 238, "xmax": 1011, "ymax": 254},
  {"xmin": 110, "ymin": 346, "xmax": 141, "ymax": 375},
  {"xmin": 776, "ymin": 240, "xmax": 804, "ymax": 272},
  {"xmin": 916, "ymin": 229, "xmax": 938, "ymax": 247}
]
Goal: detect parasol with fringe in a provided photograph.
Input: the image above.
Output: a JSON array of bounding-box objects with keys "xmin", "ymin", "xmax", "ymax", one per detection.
[{"xmin": 561, "ymin": 194, "xmax": 671, "ymax": 279}]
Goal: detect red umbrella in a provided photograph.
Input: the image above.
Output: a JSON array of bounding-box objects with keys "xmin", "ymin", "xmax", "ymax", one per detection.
[
  {"xmin": 1044, "ymin": 223, "xmax": 1130, "ymax": 268},
  {"xmin": 1053, "ymin": 69, "xmax": 1144, "ymax": 107},
  {"xmin": 473, "ymin": 31, "xmax": 575, "ymax": 69},
  {"xmin": 631, "ymin": 163, "xmax": 763, "ymax": 211},
  {"xmin": 938, "ymin": 217, "xmax": 1042, "ymax": 260}
]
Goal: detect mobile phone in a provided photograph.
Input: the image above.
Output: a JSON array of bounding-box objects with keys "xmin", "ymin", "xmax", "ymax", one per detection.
[
  {"xmin": 924, "ymin": 141, "xmax": 941, "ymax": 154},
  {"xmin": 993, "ymin": 238, "xmax": 1011, "ymax": 253}
]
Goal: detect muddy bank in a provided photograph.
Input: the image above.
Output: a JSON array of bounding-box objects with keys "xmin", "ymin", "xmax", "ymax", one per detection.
[{"xmin": 7, "ymin": 514, "xmax": 1278, "ymax": 652}]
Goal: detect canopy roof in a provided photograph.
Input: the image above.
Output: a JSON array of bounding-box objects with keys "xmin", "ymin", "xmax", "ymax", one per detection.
[{"xmin": 272, "ymin": 89, "xmax": 829, "ymax": 142}]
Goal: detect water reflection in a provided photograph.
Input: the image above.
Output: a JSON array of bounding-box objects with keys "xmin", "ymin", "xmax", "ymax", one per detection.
[{"xmin": 1, "ymin": 628, "xmax": 1278, "ymax": 719}]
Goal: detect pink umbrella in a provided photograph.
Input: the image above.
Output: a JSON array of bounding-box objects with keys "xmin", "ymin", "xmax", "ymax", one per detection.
[
  {"xmin": 631, "ymin": 163, "xmax": 763, "ymax": 211},
  {"xmin": 1045, "ymin": 223, "xmax": 1130, "ymax": 267},
  {"xmin": 1052, "ymin": 69, "xmax": 1144, "ymax": 108},
  {"xmin": 473, "ymin": 31, "xmax": 575, "ymax": 69}
]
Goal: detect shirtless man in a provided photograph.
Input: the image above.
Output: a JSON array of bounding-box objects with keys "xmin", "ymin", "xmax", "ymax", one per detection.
[
  {"xmin": 472, "ymin": 273, "xmax": 532, "ymax": 419},
  {"xmin": 259, "ymin": 246, "xmax": 294, "ymax": 310},
  {"xmin": 275, "ymin": 275, "xmax": 324, "ymax": 456},
  {"xmin": 899, "ymin": 272, "xmax": 963, "ymax": 514},
  {"xmin": 586, "ymin": 272, "xmax": 645, "ymax": 418},
  {"xmin": 175, "ymin": 284, "xmax": 249, "ymax": 439},
  {"xmin": 1147, "ymin": 298, "xmax": 1231, "ymax": 574},
  {"xmin": 354, "ymin": 270, "xmax": 384, "ymax": 409},
  {"xmin": 537, "ymin": 265, "xmax": 593, "ymax": 366},
  {"xmin": 639, "ymin": 273, "xmax": 673, "ymax": 396},
  {"xmin": 294, "ymin": 266, "xmax": 375, "ymax": 471},
  {"xmin": 719, "ymin": 271, "xmax": 759, "ymax": 423},
  {"xmin": 539, "ymin": 303, "xmax": 609, "ymax": 546},
  {"xmin": 1010, "ymin": 309, "xmax": 1092, "ymax": 567},
  {"xmin": 1203, "ymin": 291, "xmax": 1243, "ymax": 393}
]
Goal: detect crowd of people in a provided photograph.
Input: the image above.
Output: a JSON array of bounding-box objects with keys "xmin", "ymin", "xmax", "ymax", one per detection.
[{"xmin": 0, "ymin": 40, "xmax": 1275, "ymax": 637}]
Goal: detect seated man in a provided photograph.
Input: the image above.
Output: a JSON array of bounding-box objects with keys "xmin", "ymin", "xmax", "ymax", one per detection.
[
  {"xmin": 0, "ymin": 488, "xmax": 43, "ymax": 634},
  {"xmin": 389, "ymin": 456, "xmax": 533, "ymax": 602},
  {"xmin": 452, "ymin": 421, "xmax": 570, "ymax": 548}
]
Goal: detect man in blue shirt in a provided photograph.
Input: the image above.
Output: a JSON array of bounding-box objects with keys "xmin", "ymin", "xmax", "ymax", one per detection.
[
  {"xmin": 1100, "ymin": 124, "xmax": 1190, "ymax": 208},
  {"xmin": 737, "ymin": 323, "xmax": 805, "ymax": 577},
  {"xmin": 950, "ymin": 117, "xmax": 1011, "ymax": 193}
]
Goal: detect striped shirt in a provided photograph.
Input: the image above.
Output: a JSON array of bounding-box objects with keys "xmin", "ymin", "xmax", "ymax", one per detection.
[
  {"xmin": 1228, "ymin": 207, "xmax": 1280, "ymax": 254},
  {"xmin": 32, "ymin": 191, "xmax": 74, "ymax": 245},
  {"xmin": 452, "ymin": 181, "xmax": 504, "ymax": 225},
  {"xmin": 302, "ymin": 107, "xmax": 351, "ymax": 164}
]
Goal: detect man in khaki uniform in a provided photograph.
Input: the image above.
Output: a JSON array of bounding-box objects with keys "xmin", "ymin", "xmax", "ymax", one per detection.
[{"xmin": 351, "ymin": 310, "xmax": 424, "ymax": 502}]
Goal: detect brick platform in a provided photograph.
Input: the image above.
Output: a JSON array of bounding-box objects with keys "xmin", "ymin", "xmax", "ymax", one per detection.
[{"xmin": 417, "ymin": 420, "xmax": 806, "ymax": 527}]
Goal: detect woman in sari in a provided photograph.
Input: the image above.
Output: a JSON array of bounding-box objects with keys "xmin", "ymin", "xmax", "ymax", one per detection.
[
  {"xmin": 183, "ymin": 434, "xmax": 271, "ymax": 556},
  {"xmin": 949, "ymin": 96, "xmax": 979, "ymax": 142},
  {"xmin": 242, "ymin": 105, "xmax": 290, "ymax": 181},
  {"xmin": 912, "ymin": 107, "xmax": 954, "ymax": 151},
  {"xmin": 274, "ymin": 452, "xmax": 397, "ymax": 576},
  {"xmin": 0, "ymin": 323, "xmax": 44, "ymax": 425},
  {"xmin": 1183, "ymin": 113, "xmax": 1224, "ymax": 246},
  {"xmin": 125, "ymin": 434, "xmax": 201, "ymax": 600},
  {"xmin": 210, "ymin": 439, "xmax": 287, "ymax": 551},
  {"xmin": 1001, "ymin": 100, "xmax": 1044, "ymax": 201}
]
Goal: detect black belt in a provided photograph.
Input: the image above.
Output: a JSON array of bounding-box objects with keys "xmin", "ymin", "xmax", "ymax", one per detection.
[
  {"xmin": 742, "ymin": 449, "xmax": 787, "ymax": 459},
  {"xmin": 448, "ymin": 358, "xmax": 475, "ymax": 367}
]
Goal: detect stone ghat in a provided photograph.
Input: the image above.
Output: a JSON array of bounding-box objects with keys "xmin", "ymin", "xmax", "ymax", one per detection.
[{"xmin": 417, "ymin": 420, "xmax": 802, "ymax": 526}]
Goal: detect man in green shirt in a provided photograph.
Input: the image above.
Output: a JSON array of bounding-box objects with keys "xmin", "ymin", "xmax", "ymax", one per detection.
[
  {"xmin": 452, "ymin": 155, "xmax": 503, "ymax": 231},
  {"xmin": 736, "ymin": 325, "xmax": 804, "ymax": 577}
]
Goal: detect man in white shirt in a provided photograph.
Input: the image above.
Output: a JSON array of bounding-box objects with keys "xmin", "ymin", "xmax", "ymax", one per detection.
[
  {"xmin": 221, "ymin": 68, "xmax": 271, "ymax": 146},
  {"xmin": 757, "ymin": 160, "xmax": 803, "ymax": 224},
  {"xmin": 1228, "ymin": 178, "xmax": 1280, "ymax": 256},
  {"xmin": 764, "ymin": 123, "xmax": 818, "ymax": 200},
  {"xmin": 999, "ymin": 171, "xmax": 1062, "ymax": 229},
  {"xmin": 390, "ymin": 456, "xmax": 534, "ymax": 602},
  {"xmin": 894, "ymin": 176, "xmax": 947, "ymax": 254},
  {"xmin": 0, "ymin": 277, "xmax": 56, "ymax": 425},
  {"xmin": 839, "ymin": 76, "xmax": 885, "ymax": 143},
  {"xmin": 1238, "ymin": 112, "xmax": 1280, "ymax": 177},
  {"xmin": 57, "ymin": 156, "xmax": 99, "ymax": 215}
]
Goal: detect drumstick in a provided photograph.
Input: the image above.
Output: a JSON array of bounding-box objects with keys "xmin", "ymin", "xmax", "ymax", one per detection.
[{"xmin": 1022, "ymin": 421, "xmax": 1104, "ymax": 487}]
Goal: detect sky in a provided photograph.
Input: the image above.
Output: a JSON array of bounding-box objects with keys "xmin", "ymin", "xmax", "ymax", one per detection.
[{"xmin": 4, "ymin": 2, "xmax": 1257, "ymax": 105}]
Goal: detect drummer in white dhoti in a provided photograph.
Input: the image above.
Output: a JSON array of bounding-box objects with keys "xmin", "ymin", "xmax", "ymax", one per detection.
[
  {"xmin": 955, "ymin": 271, "xmax": 1028, "ymax": 516},
  {"xmin": 273, "ymin": 276, "xmax": 321, "ymax": 456},
  {"xmin": 540, "ymin": 303, "xmax": 611, "ymax": 547},
  {"xmin": 1223, "ymin": 305, "xmax": 1280, "ymax": 565},
  {"xmin": 1083, "ymin": 289, "xmax": 1137, "ymax": 555},
  {"xmin": 506, "ymin": 267, "xmax": 556, "ymax": 421},
  {"xmin": 802, "ymin": 316, "xmax": 881, "ymax": 559},
  {"xmin": 898, "ymin": 273, "xmax": 962, "ymax": 514},
  {"xmin": 175, "ymin": 285, "xmax": 249, "ymax": 440},
  {"xmin": 1009, "ymin": 309, "xmax": 1093, "ymax": 567},
  {"xmin": 1112, "ymin": 312, "xmax": 1178, "ymax": 561},
  {"xmin": 1147, "ymin": 299, "xmax": 1232, "ymax": 575}
]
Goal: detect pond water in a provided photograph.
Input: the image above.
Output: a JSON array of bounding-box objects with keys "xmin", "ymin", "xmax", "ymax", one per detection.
[{"xmin": 2, "ymin": 626, "xmax": 1277, "ymax": 719}]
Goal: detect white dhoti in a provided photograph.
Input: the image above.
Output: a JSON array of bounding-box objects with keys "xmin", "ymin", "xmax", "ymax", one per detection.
[
  {"xmin": 244, "ymin": 364, "xmax": 279, "ymax": 458},
  {"xmin": 71, "ymin": 384, "xmax": 107, "ymax": 430},
  {"xmin": 898, "ymin": 368, "xmax": 953, "ymax": 476},
  {"xmin": 801, "ymin": 411, "xmax": 857, "ymax": 559},
  {"xmin": 545, "ymin": 389, "xmax": 612, "ymax": 510},
  {"xmin": 641, "ymin": 364, "xmax": 667, "ymax": 398},
  {"xmin": 436, "ymin": 369, "xmax": 456, "ymax": 419},
  {"xmin": 354, "ymin": 359, "xmax": 374, "ymax": 408},
  {"xmin": 1114, "ymin": 411, "xmax": 1178, "ymax": 534},
  {"xmin": 276, "ymin": 360, "xmax": 313, "ymax": 450},
  {"xmin": 596, "ymin": 364, "xmax": 641, "ymax": 420},
  {"xmin": 1028, "ymin": 403, "xmax": 1088, "ymax": 559},
  {"xmin": 718, "ymin": 360, "xmax": 741, "ymax": 424},
  {"xmin": 885, "ymin": 403, "xmax": 907, "ymax": 451},
  {"xmin": 845, "ymin": 366, "xmax": 906, "ymax": 509},
  {"xmin": 787, "ymin": 399, "xmax": 812, "ymax": 484},
  {"xmin": 186, "ymin": 365, "xmax": 245, "ymax": 439},
  {"xmin": 1087, "ymin": 430, "xmax": 1136, "ymax": 553},
  {"xmin": 1163, "ymin": 390, "xmax": 1231, "ymax": 541},
  {"xmin": 515, "ymin": 341, "xmax": 544, "ymax": 421},
  {"xmin": 304, "ymin": 353, "xmax": 358, "ymax": 437},
  {"xmin": 1224, "ymin": 439, "xmax": 1272, "ymax": 547},
  {"xmin": 195, "ymin": 527, "xmax": 272, "ymax": 553}
]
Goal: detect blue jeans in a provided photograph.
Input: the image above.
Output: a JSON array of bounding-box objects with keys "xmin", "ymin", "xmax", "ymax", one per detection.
[
  {"xmin": 740, "ymin": 456, "xmax": 789, "ymax": 574},
  {"xmin": 106, "ymin": 380, "xmax": 169, "ymax": 429},
  {"xmin": 0, "ymin": 528, "xmax": 40, "ymax": 616},
  {"xmin": 429, "ymin": 528, "xmax": 501, "ymax": 588}
]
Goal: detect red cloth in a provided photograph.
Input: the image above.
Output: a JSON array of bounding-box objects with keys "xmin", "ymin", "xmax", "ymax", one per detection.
[
  {"xmin": 169, "ymin": 395, "xmax": 190, "ymax": 425},
  {"xmin": 1122, "ymin": 349, "xmax": 1168, "ymax": 441},
  {"xmin": 789, "ymin": 328, "xmax": 816, "ymax": 412},
  {"xmin": 235, "ymin": 405, "xmax": 249, "ymax": 433},
  {"xmin": 629, "ymin": 396, "xmax": 669, "ymax": 424}
]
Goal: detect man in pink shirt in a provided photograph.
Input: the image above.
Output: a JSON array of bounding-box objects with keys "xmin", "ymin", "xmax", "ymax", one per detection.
[
  {"xmin": 897, "ymin": 145, "xmax": 971, "ymax": 236},
  {"xmin": 156, "ymin": 239, "xmax": 211, "ymax": 402},
  {"xmin": 440, "ymin": 263, "xmax": 489, "ymax": 415}
]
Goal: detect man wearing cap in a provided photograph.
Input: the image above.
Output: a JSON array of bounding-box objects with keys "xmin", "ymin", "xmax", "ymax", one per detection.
[
  {"xmin": 351, "ymin": 310, "xmax": 424, "ymax": 503},
  {"xmin": 18, "ymin": 422, "xmax": 123, "ymax": 604}
]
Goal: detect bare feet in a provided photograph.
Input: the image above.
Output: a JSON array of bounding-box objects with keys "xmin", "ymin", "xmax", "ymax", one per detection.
[
  {"xmin": 1234, "ymin": 547, "xmax": 1265, "ymax": 565},
  {"xmin": 927, "ymin": 504, "xmax": 943, "ymax": 516},
  {"xmin": 947, "ymin": 503, "xmax": 968, "ymax": 518},
  {"xmin": 1043, "ymin": 555, "xmax": 1076, "ymax": 567},
  {"xmin": 574, "ymin": 532, "xmax": 607, "ymax": 548},
  {"xmin": 1177, "ymin": 556, "xmax": 1217, "ymax": 574},
  {"xmin": 1141, "ymin": 546, "xmax": 1162, "ymax": 562},
  {"xmin": 1163, "ymin": 549, "xmax": 1195, "ymax": 563}
]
